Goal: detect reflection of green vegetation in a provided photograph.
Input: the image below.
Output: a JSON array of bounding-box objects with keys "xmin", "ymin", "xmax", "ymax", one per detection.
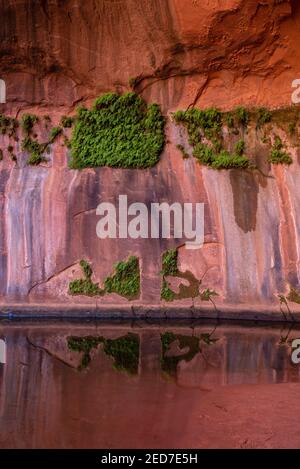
[
  {"xmin": 161, "ymin": 332, "xmax": 200, "ymax": 377},
  {"xmin": 103, "ymin": 333, "xmax": 140, "ymax": 375},
  {"xmin": 69, "ymin": 260, "xmax": 105, "ymax": 296},
  {"xmin": 67, "ymin": 333, "xmax": 140, "ymax": 374},
  {"xmin": 69, "ymin": 92, "xmax": 165, "ymax": 169},
  {"xmin": 68, "ymin": 336, "xmax": 104, "ymax": 369},
  {"xmin": 104, "ymin": 256, "xmax": 140, "ymax": 300},
  {"xmin": 161, "ymin": 330, "xmax": 219, "ymax": 378},
  {"xmin": 268, "ymin": 136, "xmax": 292, "ymax": 165},
  {"xmin": 21, "ymin": 137, "xmax": 47, "ymax": 165},
  {"xmin": 199, "ymin": 332, "xmax": 218, "ymax": 345}
]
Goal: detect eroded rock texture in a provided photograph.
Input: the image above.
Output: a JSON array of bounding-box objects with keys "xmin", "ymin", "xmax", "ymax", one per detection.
[{"xmin": 1, "ymin": 0, "xmax": 300, "ymax": 312}]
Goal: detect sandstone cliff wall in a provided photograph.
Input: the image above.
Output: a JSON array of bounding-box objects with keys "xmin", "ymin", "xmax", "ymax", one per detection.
[{"xmin": 1, "ymin": 0, "xmax": 300, "ymax": 314}]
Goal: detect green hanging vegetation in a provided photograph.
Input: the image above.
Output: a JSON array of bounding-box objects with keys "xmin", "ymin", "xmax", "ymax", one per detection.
[
  {"xmin": 50, "ymin": 126, "xmax": 63, "ymax": 141},
  {"xmin": 160, "ymin": 332, "xmax": 200, "ymax": 377},
  {"xmin": 256, "ymin": 107, "xmax": 272, "ymax": 127},
  {"xmin": 21, "ymin": 137, "xmax": 47, "ymax": 165},
  {"xmin": 60, "ymin": 116, "xmax": 74, "ymax": 128},
  {"xmin": 173, "ymin": 105, "xmax": 299, "ymax": 169},
  {"xmin": 69, "ymin": 92, "xmax": 165, "ymax": 169},
  {"xmin": 21, "ymin": 113, "xmax": 38, "ymax": 135},
  {"xmin": 173, "ymin": 108, "xmax": 250, "ymax": 170},
  {"xmin": 67, "ymin": 333, "xmax": 140, "ymax": 374},
  {"xmin": 268, "ymin": 136, "xmax": 292, "ymax": 165},
  {"xmin": 67, "ymin": 336, "xmax": 104, "ymax": 370}
]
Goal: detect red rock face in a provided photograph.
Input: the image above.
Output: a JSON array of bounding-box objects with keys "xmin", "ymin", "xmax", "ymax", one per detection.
[{"xmin": 1, "ymin": 0, "xmax": 300, "ymax": 313}]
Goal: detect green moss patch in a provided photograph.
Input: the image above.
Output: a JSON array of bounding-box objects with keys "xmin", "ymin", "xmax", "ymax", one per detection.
[
  {"xmin": 104, "ymin": 256, "xmax": 140, "ymax": 300},
  {"xmin": 161, "ymin": 331, "xmax": 219, "ymax": 377},
  {"xmin": 200, "ymin": 288, "xmax": 218, "ymax": 302},
  {"xmin": 69, "ymin": 92, "xmax": 165, "ymax": 169},
  {"xmin": 69, "ymin": 260, "xmax": 105, "ymax": 296},
  {"xmin": 50, "ymin": 126, "xmax": 63, "ymax": 141}
]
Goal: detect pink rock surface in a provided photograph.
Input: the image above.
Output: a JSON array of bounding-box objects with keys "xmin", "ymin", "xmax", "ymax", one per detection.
[{"xmin": 1, "ymin": 0, "xmax": 300, "ymax": 314}]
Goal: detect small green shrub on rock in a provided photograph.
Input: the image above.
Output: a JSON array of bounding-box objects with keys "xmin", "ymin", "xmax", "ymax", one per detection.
[
  {"xmin": 60, "ymin": 116, "xmax": 74, "ymax": 128},
  {"xmin": 161, "ymin": 249, "xmax": 178, "ymax": 277},
  {"xmin": 257, "ymin": 108, "xmax": 272, "ymax": 126},
  {"xmin": 21, "ymin": 137, "xmax": 47, "ymax": 165},
  {"xmin": 235, "ymin": 106, "xmax": 249, "ymax": 127},
  {"xmin": 21, "ymin": 113, "xmax": 38, "ymax": 135}
]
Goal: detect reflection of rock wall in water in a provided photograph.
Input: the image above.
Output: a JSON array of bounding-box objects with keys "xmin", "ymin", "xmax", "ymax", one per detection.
[
  {"xmin": 1, "ymin": 1, "xmax": 300, "ymax": 311},
  {"xmin": 1, "ymin": 323, "xmax": 300, "ymax": 448}
]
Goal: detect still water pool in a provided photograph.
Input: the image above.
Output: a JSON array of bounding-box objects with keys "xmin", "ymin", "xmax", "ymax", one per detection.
[{"xmin": 0, "ymin": 319, "xmax": 300, "ymax": 449}]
